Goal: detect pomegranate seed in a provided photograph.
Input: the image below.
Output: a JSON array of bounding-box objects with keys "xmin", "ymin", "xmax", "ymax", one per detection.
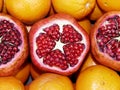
[
  {"xmin": 0, "ymin": 20, "xmax": 22, "ymax": 64},
  {"xmin": 97, "ymin": 15, "xmax": 120, "ymax": 60}
]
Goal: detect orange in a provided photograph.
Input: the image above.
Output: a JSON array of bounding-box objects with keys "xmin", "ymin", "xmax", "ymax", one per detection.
[
  {"xmin": 29, "ymin": 73, "xmax": 74, "ymax": 90},
  {"xmin": 48, "ymin": 5, "xmax": 55, "ymax": 16},
  {"xmin": 80, "ymin": 53, "xmax": 97, "ymax": 72},
  {"xmin": 89, "ymin": 4, "xmax": 104, "ymax": 21},
  {"xmin": 25, "ymin": 84, "xmax": 29, "ymax": 90},
  {"xmin": 30, "ymin": 64, "xmax": 43, "ymax": 79},
  {"xmin": 97, "ymin": 0, "xmax": 120, "ymax": 12},
  {"xmin": 52, "ymin": 0, "xmax": 96, "ymax": 20},
  {"xmin": 14, "ymin": 63, "xmax": 30, "ymax": 84},
  {"xmin": 0, "ymin": 0, "xmax": 3, "ymax": 12},
  {"xmin": 76, "ymin": 65, "xmax": 120, "ymax": 90},
  {"xmin": 78, "ymin": 18, "xmax": 92, "ymax": 34},
  {"xmin": 0, "ymin": 76, "xmax": 25, "ymax": 90},
  {"xmin": 5, "ymin": 0, "xmax": 51, "ymax": 25}
]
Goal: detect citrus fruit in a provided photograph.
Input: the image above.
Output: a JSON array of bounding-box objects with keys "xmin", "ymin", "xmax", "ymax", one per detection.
[
  {"xmin": 0, "ymin": 76, "xmax": 25, "ymax": 90},
  {"xmin": 80, "ymin": 53, "xmax": 97, "ymax": 72},
  {"xmin": 30, "ymin": 64, "xmax": 42, "ymax": 79},
  {"xmin": 5, "ymin": 0, "xmax": 51, "ymax": 25},
  {"xmin": 52, "ymin": 0, "xmax": 96, "ymax": 20},
  {"xmin": 89, "ymin": 4, "xmax": 104, "ymax": 21},
  {"xmin": 97, "ymin": 0, "xmax": 120, "ymax": 12},
  {"xmin": 78, "ymin": 18, "xmax": 92, "ymax": 34},
  {"xmin": 29, "ymin": 73, "xmax": 74, "ymax": 90},
  {"xmin": 0, "ymin": 0, "xmax": 3, "ymax": 12},
  {"xmin": 76, "ymin": 65, "xmax": 120, "ymax": 90},
  {"xmin": 14, "ymin": 63, "xmax": 30, "ymax": 83}
]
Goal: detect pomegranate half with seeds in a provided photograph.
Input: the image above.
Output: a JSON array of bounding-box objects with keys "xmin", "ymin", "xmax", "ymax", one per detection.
[
  {"xmin": 0, "ymin": 13, "xmax": 28, "ymax": 76},
  {"xmin": 91, "ymin": 11, "xmax": 120, "ymax": 71},
  {"xmin": 29, "ymin": 13, "xmax": 90, "ymax": 76}
]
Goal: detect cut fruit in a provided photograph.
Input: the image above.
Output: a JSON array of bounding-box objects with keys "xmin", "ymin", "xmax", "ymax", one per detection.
[
  {"xmin": 29, "ymin": 13, "xmax": 90, "ymax": 76},
  {"xmin": 0, "ymin": 13, "xmax": 28, "ymax": 76}
]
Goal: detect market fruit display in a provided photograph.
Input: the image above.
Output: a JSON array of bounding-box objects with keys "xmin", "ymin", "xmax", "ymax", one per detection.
[
  {"xmin": 29, "ymin": 13, "xmax": 90, "ymax": 76},
  {"xmin": 0, "ymin": 13, "xmax": 28, "ymax": 76},
  {"xmin": 0, "ymin": 0, "xmax": 120, "ymax": 89},
  {"xmin": 91, "ymin": 11, "xmax": 120, "ymax": 71}
]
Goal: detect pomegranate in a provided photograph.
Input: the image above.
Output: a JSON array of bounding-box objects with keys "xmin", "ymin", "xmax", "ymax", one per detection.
[
  {"xmin": 91, "ymin": 11, "xmax": 120, "ymax": 71},
  {"xmin": 29, "ymin": 13, "xmax": 90, "ymax": 75},
  {"xmin": 0, "ymin": 13, "xmax": 28, "ymax": 76}
]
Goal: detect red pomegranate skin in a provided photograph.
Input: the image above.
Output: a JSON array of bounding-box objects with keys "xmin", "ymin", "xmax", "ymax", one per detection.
[
  {"xmin": 0, "ymin": 13, "xmax": 29, "ymax": 76},
  {"xmin": 91, "ymin": 11, "xmax": 120, "ymax": 71},
  {"xmin": 29, "ymin": 13, "xmax": 90, "ymax": 76}
]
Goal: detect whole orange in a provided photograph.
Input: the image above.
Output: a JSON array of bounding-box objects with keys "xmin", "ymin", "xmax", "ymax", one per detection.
[
  {"xmin": 76, "ymin": 65, "xmax": 120, "ymax": 90},
  {"xmin": 52, "ymin": 0, "xmax": 96, "ymax": 20},
  {"xmin": 30, "ymin": 64, "xmax": 43, "ymax": 79},
  {"xmin": 0, "ymin": 76, "xmax": 25, "ymax": 90},
  {"xmin": 78, "ymin": 18, "xmax": 92, "ymax": 34},
  {"xmin": 14, "ymin": 63, "xmax": 30, "ymax": 84},
  {"xmin": 5, "ymin": 0, "xmax": 51, "ymax": 25},
  {"xmin": 89, "ymin": 4, "xmax": 104, "ymax": 21},
  {"xmin": 29, "ymin": 73, "xmax": 74, "ymax": 90},
  {"xmin": 80, "ymin": 53, "xmax": 97, "ymax": 72},
  {"xmin": 97, "ymin": 0, "xmax": 120, "ymax": 12}
]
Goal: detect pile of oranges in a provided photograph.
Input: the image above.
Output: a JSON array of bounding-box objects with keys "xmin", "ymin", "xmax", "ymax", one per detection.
[{"xmin": 0, "ymin": 0, "xmax": 120, "ymax": 90}]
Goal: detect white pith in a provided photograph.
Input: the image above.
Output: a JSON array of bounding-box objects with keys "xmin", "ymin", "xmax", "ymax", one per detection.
[
  {"xmin": 0, "ymin": 16, "xmax": 24, "ymax": 68},
  {"xmin": 33, "ymin": 19, "xmax": 88, "ymax": 72}
]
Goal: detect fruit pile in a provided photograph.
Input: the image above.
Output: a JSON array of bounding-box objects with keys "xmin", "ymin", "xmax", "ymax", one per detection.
[{"xmin": 0, "ymin": 0, "xmax": 120, "ymax": 90}]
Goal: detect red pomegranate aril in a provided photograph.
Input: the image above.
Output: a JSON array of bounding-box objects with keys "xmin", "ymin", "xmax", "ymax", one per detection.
[
  {"xmin": 36, "ymin": 33, "xmax": 56, "ymax": 58},
  {"xmin": 29, "ymin": 13, "xmax": 90, "ymax": 75},
  {"xmin": 44, "ymin": 24, "xmax": 60, "ymax": 41},
  {"xmin": 91, "ymin": 11, "xmax": 120, "ymax": 71},
  {"xmin": 61, "ymin": 24, "xmax": 82, "ymax": 43}
]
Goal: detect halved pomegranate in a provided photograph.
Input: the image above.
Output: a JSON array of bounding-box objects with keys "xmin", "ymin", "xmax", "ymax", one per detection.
[
  {"xmin": 91, "ymin": 11, "xmax": 120, "ymax": 71},
  {"xmin": 0, "ymin": 13, "xmax": 28, "ymax": 76},
  {"xmin": 29, "ymin": 13, "xmax": 90, "ymax": 76}
]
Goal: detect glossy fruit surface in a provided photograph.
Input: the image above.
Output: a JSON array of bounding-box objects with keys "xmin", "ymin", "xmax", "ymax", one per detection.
[
  {"xmin": 29, "ymin": 13, "xmax": 90, "ymax": 76},
  {"xmin": 14, "ymin": 63, "xmax": 30, "ymax": 83},
  {"xmin": 0, "ymin": 13, "xmax": 28, "ymax": 76},
  {"xmin": 29, "ymin": 73, "xmax": 74, "ymax": 90},
  {"xmin": 5, "ymin": 0, "xmax": 51, "ymax": 25},
  {"xmin": 0, "ymin": 76, "xmax": 25, "ymax": 90},
  {"xmin": 76, "ymin": 65, "xmax": 120, "ymax": 90},
  {"xmin": 52, "ymin": 0, "xmax": 96, "ymax": 20},
  {"xmin": 91, "ymin": 11, "xmax": 120, "ymax": 71},
  {"xmin": 97, "ymin": 0, "xmax": 120, "ymax": 12}
]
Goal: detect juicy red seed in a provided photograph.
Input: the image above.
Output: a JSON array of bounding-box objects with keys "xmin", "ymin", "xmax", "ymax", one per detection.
[
  {"xmin": 0, "ymin": 20, "xmax": 22, "ymax": 65},
  {"xmin": 44, "ymin": 24, "xmax": 60, "ymax": 41},
  {"xmin": 63, "ymin": 43, "xmax": 85, "ymax": 66},
  {"xmin": 43, "ymin": 49, "xmax": 68, "ymax": 70},
  {"xmin": 96, "ymin": 15, "xmax": 120, "ymax": 60},
  {"xmin": 61, "ymin": 24, "xmax": 82, "ymax": 43},
  {"xmin": 36, "ymin": 33, "xmax": 56, "ymax": 58}
]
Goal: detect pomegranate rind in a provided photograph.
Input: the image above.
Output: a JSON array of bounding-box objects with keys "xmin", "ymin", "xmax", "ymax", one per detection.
[
  {"xmin": 0, "ymin": 13, "xmax": 29, "ymax": 76},
  {"xmin": 91, "ymin": 11, "xmax": 120, "ymax": 71},
  {"xmin": 29, "ymin": 13, "xmax": 90, "ymax": 76}
]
